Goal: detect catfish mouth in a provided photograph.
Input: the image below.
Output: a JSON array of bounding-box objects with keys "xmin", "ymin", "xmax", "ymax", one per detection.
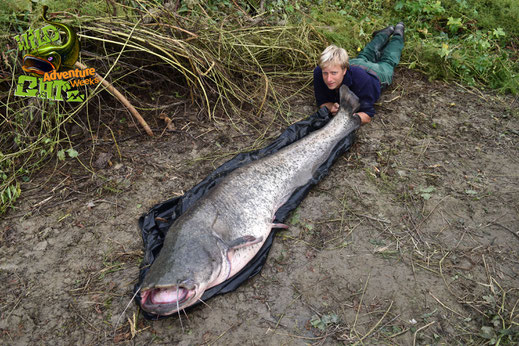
[
  {"xmin": 140, "ymin": 284, "xmax": 197, "ymax": 316},
  {"xmin": 22, "ymin": 55, "xmax": 56, "ymax": 75}
]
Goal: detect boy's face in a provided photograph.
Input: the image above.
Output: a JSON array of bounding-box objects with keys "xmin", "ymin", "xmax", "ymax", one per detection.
[{"xmin": 321, "ymin": 64, "xmax": 347, "ymax": 90}]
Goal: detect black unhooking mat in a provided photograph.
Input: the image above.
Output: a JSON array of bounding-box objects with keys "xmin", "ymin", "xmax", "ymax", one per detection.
[{"xmin": 135, "ymin": 107, "xmax": 356, "ymax": 319}]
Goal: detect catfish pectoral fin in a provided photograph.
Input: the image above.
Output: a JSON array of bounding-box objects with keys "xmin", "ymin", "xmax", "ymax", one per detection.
[
  {"xmin": 227, "ymin": 235, "xmax": 263, "ymax": 250},
  {"xmin": 271, "ymin": 223, "xmax": 289, "ymax": 229}
]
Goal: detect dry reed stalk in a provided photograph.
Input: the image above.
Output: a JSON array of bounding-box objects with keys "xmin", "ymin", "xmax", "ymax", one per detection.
[
  {"xmin": 74, "ymin": 61, "xmax": 153, "ymax": 137},
  {"xmin": 81, "ymin": 18, "xmax": 323, "ymax": 125}
]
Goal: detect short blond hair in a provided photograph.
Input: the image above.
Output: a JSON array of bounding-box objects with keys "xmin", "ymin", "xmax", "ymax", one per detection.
[{"xmin": 319, "ymin": 45, "xmax": 349, "ymax": 69}]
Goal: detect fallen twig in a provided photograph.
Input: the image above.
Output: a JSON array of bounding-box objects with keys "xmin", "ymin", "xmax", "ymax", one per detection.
[
  {"xmin": 74, "ymin": 61, "xmax": 154, "ymax": 137},
  {"xmin": 353, "ymin": 300, "xmax": 394, "ymax": 345},
  {"xmin": 351, "ymin": 272, "xmax": 371, "ymax": 340},
  {"xmin": 489, "ymin": 222, "xmax": 519, "ymax": 240},
  {"xmin": 412, "ymin": 320, "xmax": 436, "ymax": 346},
  {"xmin": 428, "ymin": 291, "xmax": 466, "ymax": 318}
]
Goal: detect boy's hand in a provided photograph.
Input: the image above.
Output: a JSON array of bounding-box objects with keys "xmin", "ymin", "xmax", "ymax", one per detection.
[
  {"xmin": 321, "ymin": 102, "xmax": 340, "ymax": 115},
  {"xmin": 356, "ymin": 112, "xmax": 371, "ymax": 124},
  {"xmin": 321, "ymin": 104, "xmax": 371, "ymax": 124}
]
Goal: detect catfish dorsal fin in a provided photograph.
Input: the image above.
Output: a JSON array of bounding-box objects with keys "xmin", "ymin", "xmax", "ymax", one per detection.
[{"xmin": 339, "ymin": 85, "xmax": 360, "ymax": 114}]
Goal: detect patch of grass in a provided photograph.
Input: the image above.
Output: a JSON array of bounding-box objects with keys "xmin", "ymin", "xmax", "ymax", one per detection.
[
  {"xmin": 289, "ymin": 207, "xmax": 315, "ymax": 232},
  {"xmin": 310, "ymin": 312, "xmax": 340, "ymax": 332},
  {"xmin": 395, "ymin": 0, "xmax": 518, "ymax": 93},
  {"xmin": 297, "ymin": 0, "xmax": 518, "ymax": 93},
  {"xmin": 462, "ymin": 280, "xmax": 519, "ymax": 344}
]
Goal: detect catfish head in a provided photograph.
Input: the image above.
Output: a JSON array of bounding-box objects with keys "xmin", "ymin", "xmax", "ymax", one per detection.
[
  {"xmin": 139, "ymin": 205, "xmax": 264, "ymax": 316},
  {"xmin": 139, "ymin": 227, "xmax": 227, "ymax": 316}
]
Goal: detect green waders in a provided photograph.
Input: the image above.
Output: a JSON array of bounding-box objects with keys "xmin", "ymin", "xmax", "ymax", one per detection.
[{"xmin": 349, "ymin": 32, "xmax": 404, "ymax": 88}]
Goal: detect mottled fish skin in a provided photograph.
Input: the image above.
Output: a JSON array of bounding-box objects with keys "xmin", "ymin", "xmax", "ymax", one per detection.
[{"xmin": 140, "ymin": 85, "xmax": 360, "ymax": 316}]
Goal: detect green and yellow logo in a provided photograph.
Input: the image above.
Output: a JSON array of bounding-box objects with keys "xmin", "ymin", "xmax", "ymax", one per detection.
[{"xmin": 14, "ymin": 6, "xmax": 98, "ymax": 102}]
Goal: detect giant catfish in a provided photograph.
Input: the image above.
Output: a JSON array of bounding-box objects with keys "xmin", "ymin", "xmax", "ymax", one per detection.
[{"xmin": 139, "ymin": 85, "xmax": 361, "ymax": 316}]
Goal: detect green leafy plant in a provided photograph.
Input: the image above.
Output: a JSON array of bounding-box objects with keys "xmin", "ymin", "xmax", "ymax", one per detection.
[
  {"xmin": 447, "ymin": 16, "xmax": 463, "ymax": 34},
  {"xmin": 419, "ymin": 186, "xmax": 436, "ymax": 200},
  {"xmin": 310, "ymin": 313, "xmax": 340, "ymax": 331}
]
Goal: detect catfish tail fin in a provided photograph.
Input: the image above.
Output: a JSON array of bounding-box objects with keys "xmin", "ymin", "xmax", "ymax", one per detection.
[{"xmin": 339, "ymin": 85, "xmax": 360, "ymax": 114}]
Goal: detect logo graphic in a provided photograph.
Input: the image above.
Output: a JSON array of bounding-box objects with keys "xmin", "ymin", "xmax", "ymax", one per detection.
[{"xmin": 13, "ymin": 6, "xmax": 99, "ymax": 102}]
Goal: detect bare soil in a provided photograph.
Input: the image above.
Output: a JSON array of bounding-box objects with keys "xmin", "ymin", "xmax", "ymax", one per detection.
[{"xmin": 1, "ymin": 69, "xmax": 518, "ymax": 345}]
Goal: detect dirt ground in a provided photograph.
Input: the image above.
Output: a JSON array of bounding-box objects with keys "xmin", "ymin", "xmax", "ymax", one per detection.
[{"xmin": 1, "ymin": 69, "xmax": 518, "ymax": 345}]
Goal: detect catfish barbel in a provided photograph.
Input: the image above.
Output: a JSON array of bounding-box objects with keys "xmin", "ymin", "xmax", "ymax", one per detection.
[{"xmin": 139, "ymin": 85, "xmax": 360, "ymax": 316}]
